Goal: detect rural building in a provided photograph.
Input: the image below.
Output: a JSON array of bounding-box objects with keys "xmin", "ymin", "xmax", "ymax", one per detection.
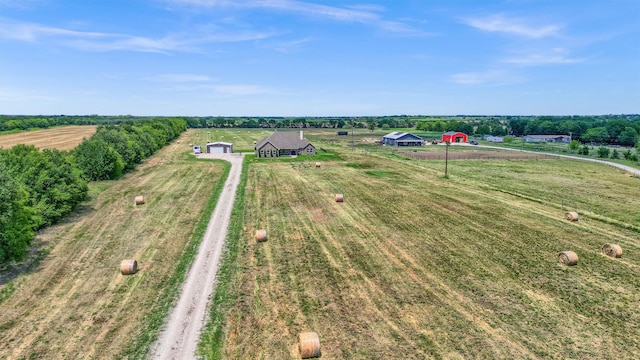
[
  {"xmin": 381, "ymin": 132, "xmax": 424, "ymax": 146},
  {"xmin": 442, "ymin": 131, "xmax": 468, "ymax": 143},
  {"xmin": 486, "ymin": 136, "xmax": 504, "ymax": 143},
  {"xmin": 206, "ymin": 142, "xmax": 233, "ymax": 154},
  {"xmin": 255, "ymin": 131, "xmax": 316, "ymax": 158},
  {"xmin": 523, "ymin": 135, "xmax": 571, "ymax": 143}
]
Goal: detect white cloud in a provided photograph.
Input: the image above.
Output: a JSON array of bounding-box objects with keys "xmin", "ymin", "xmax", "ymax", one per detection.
[
  {"xmin": 211, "ymin": 84, "xmax": 271, "ymax": 95},
  {"xmin": 167, "ymin": 0, "xmax": 429, "ymax": 36},
  {"xmin": 462, "ymin": 14, "xmax": 562, "ymax": 38},
  {"xmin": 503, "ymin": 48, "xmax": 586, "ymax": 65},
  {"xmin": 0, "ymin": 87, "xmax": 51, "ymax": 102},
  {"xmin": 0, "ymin": 17, "xmax": 277, "ymax": 53},
  {"xmin": 151, "ymin": 74, "xmax": 216, "ymax": 82},
  {"xmin": 450, "ymin": 69, "xmax": 524, "ymax": 85}
]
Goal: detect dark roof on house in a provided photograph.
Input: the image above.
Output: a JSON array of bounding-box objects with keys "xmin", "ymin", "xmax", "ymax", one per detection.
[
  {"xmin": 256, "ymin": 132, "xmax": 314, "ymax": 150},
  {"xmin": 382, "ymin": 132, "xmax": 423, "ymax": 140}
]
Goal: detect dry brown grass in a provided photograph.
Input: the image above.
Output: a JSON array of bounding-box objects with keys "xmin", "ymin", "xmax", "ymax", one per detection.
[
  {"xmin": 0, "ymin": 129, "xmax": 226, "ymax": 359},
  {"xmin": 212, "ymin": 151, "xmax": 640, "ymax": 359},
  {"xmin": 0, "ymin": 126, "xmax": 97, "ymax": 150}
]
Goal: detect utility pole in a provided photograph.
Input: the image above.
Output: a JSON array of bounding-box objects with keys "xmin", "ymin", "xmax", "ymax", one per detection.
[
  {"xmin": 445, "ymin": 141, "xmax": 450, "ymax": 178},
  {"xmin": 351, "ymin": 122, "xmax": 354, "ymax": 151}
]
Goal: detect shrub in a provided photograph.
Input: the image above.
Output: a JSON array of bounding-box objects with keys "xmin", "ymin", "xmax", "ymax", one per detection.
[{"xmin": 597, "ymin": 146, "xmax": 610, "ymax": 158}]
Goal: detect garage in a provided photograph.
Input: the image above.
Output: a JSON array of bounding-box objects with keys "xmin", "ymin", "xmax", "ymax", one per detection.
[{"xmin": 206, "ymin": 142, "xmax": 233, "ymax": 154}]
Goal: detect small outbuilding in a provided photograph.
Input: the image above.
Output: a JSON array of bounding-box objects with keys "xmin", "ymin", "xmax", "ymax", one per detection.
[
  {"xmin": 442, "ymin": 131, "xmax": 468, "ymax": 143},
  {"xmin": 206, "ymin": 142, "xmax": 233, "ymax": 154},
  {"xmin": 382, "ymin": 132, "xmax": 424, "ymax": 146}
]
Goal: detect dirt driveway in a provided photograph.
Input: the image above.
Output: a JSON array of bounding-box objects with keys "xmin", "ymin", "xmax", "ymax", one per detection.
[{"xmin": 151, "ymin": 153, "xmax": 244, "ymax": 359}]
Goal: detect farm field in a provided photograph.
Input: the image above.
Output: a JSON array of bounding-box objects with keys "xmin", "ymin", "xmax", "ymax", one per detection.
[
  {"xmin": 203, "ymin": 148, "xmax": 640, "ymax": 359},
  {"xmin": 0, "ymin": 129, "xmax": 228, "ymax": 359},
  {"xmin": 0, "ymin": 125, "xmax": 97, "ymax": 150}
]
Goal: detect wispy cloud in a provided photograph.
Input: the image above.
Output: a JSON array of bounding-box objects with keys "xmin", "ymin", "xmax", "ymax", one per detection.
[
  {"xmin": 450, "ymin": 69, "xmax": 524, "ymax": 85},
  {"xmin": 168, "ymin": 0, "xmax": 430, "ymax": 36},
  {"xmin": 151, "ymin": 74, "xmax": 216, "ymax": 82},
  {"xmin": 503, "ymin": 48, "xmax": 586, "ymax": 65},
  {"xmin": 259, "ymin": 37, "xmax": 311, "ymax": 52},
  {"xmin": 0, "ymin": 17, "xmax": 277, "ymax": 53},
  {"xmin": 211, "ymin": 84, "xmax": 272, "ymax": 95},
  {"xmin": 0, "ymin": 87, "xmax": 52, "ymax": 102},
  {"xmin": 462, "ymin": 14, "xmax": 562, "ymax": 38},
  {"xmin": 153, "ymin": 79, "xmax": 274, "ymax": 95}
]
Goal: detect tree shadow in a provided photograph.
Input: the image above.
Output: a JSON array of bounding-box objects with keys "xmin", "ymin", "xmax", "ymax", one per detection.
[{"xmin": 0, "ymin": 201, "xmax": 96, "ymax": 287}]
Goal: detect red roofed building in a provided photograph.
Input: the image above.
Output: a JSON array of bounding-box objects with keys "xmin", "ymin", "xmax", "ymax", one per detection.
[{"xmin": 442, "ymin": 131, "xmax": 468, "ymax": 143}]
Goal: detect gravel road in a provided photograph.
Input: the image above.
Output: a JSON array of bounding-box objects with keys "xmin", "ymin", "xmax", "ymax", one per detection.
[
  {"xmin": 474, "ymin": 144, "xmax": 640, "ymax": 177},
  {"xmin": 151, "ymin": 153, "xmax": 244, "ymax": 359}
]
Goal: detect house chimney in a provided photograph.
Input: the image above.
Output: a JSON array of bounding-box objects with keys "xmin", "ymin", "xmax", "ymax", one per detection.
[{"xmin": 300, "ymin": 130, "xmax": 303, "ymax": 140}]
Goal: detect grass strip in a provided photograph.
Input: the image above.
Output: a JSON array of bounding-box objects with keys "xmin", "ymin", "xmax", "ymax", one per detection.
[
  {"xmin": 197, "ymin": 159, "xmax": 249, "ymax": 359},
  {"xmin": 118, "ymin": 159, "xmax": 232, "ymax": 359}
]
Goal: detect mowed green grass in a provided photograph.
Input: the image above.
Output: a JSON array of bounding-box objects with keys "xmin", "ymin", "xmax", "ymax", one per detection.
[{"xmin": 202, "ymin": 150, "xmax": 640, "ymax": 359}]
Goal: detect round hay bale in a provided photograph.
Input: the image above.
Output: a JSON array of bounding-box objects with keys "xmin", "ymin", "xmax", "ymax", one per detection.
[
  {"xmin": 134, "ymin": 195, "xmax": 145, "ymax": 206},
  {"xmin": 298, "ymin": 332, "xmax": 321, "ymax": 359},
  {"xmin": 255, "ymin": 229, "xmax": 267, "ymax": 242},
  {"xmin": 602, "ymin": 243, "xmax": 622, "ymax": 258},
  {"xmin": 335, "ymin": 194, "xmax": 344, "ymax": 202},
  {"xmin": 557, "ymin": 251, "xmax": 578, "ymax": 266},
  {"xmin": 315, "ymin": 162, "xmax": 321, "ymax": 168},
  {"xmin": 565, "ymin": 212, "xmax": 579, "ymax": 221},
  {"xmin": 120, "ymin": 259, "xmax": 138, "ymax": 275}
]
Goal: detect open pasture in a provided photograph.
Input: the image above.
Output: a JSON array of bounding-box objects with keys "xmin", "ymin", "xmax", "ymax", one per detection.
[
  {"xmin": 0, "ymin": 125, "xmax": 97, "ymax": 150},
  {"xmin": 193, "ymin": 128, "xmax": 269, "ymax": 152},
  {"xmin": 209, "ymin": 150, "xmax": 640, "ymax": 359},
  {"xmin": 0, "ymin": 129, "xmax": 227, "ymax": 359}
]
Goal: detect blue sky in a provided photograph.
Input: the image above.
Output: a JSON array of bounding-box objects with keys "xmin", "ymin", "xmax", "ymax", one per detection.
[{"xmin": 1, "ymin": 0, "xmax": 638, "ymax": 116}]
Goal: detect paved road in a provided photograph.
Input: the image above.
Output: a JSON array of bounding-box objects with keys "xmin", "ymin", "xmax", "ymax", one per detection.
[
  {"xmin": 151, "ymin": 153, "xmax": 244, "ymax": 359},
  {"xmin": 471, "ymin": 144, "xmax": 640, "ymax": 177}
]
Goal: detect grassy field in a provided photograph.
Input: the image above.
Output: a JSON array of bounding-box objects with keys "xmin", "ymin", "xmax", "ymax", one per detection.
[
  {"xmin": 0, "ymin": 125, "xmax": 97, "ymax": 150},
  {"xmin": 0, "ymin": 129, "xmax": 228, "ymax": 359},
  {"xmin": 200, "ymin": 141, "xmax": 640, "ymax": 359}
]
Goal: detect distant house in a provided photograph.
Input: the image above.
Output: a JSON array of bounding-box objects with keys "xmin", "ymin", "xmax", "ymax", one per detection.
[
  {"xmin": 206, "ymin": 142, "xmax": 233, "ymax": 154},
  {"xmin": 381, "ymin": 132, "xmax": 424, "ymax": 146},
  {"xmin": 255, "ymin": 131, "xmax": 316, "ymax": 158},
  {"xmin": 486, "ymin": 136, "xmax": 504, "ymax": 143},
  {"xmin": 442, "ymin": 131, "xmax": 468, "ymax": 143},
  {"xmin": 523, "ymin": 135, "xmax": 571, "ymax": 143}
]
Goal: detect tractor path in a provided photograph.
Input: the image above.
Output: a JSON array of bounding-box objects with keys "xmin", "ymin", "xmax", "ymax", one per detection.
[{"xmin": 151, "ymin": 153, "xmax": 244, "ymax": 359}]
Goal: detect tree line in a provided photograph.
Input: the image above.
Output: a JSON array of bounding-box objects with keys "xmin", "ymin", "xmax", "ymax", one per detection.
[{"xmin": 0, "ymin": 118, "xmax": 187, "ymax": 264}]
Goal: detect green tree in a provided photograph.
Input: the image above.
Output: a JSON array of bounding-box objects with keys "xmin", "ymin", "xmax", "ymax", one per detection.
[
  {"xmin": 580, "ymin": 145, "xmax": 590, "ymax": 155},
  {"xmin": 610, "ymin": 149, "xmax": 620, "ymax": 159},
  {"xmin": 367, "ymin": 122, "xmax": 375, "ymax": 132},
  {"xmin": 569, "ymin": 140, "xmax": 580, "ymax": 152},
  {"xmin": 0, "ymin": 160, "xmax": 34, "ymax": 263},
  {"xmin": 382, "ymin": 124, "xmax": 390, "ymax": 131},
  {"xmin": 597, "ymin": 146, "xmax": 610, "ymax": 158},
  {"xmin": 74, "ymin": 139, "xmax": 124, "ymax": 181},
  {"xmin": 475, "ymin": 124, "xmax": 491, "ymax": 135},
  {"xmin": 581, "ymin": 127, "xmax": 610, "ymax": 143},
  {"xmin": 617, "ymin": 127, "xmax": 639, "ymax": 147}
]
